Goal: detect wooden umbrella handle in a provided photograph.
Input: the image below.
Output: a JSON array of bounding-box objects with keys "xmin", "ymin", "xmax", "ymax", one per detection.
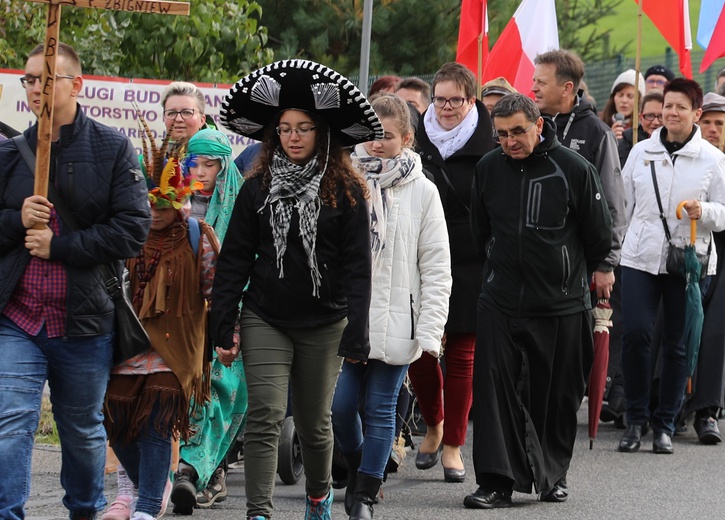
[{"xmin": 675, "ymin": 200, "xmax": 697, "ymax": 246}]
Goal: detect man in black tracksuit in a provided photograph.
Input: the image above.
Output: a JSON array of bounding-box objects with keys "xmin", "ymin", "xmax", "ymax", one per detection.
[{"xmin": 464, "ymin": 94, "xmax": 613, "ymax": 509}]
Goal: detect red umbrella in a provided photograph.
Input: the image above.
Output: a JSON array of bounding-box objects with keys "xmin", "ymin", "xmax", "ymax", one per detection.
[{"xmin": 588, "ymin": 298, "xmax": 612, "ymax": 449}]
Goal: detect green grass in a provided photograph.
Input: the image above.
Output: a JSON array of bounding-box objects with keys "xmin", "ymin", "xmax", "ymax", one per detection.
[
  {"xmin": 35, "ymin": 395, "xmax": 60, "ymax": 446},
  {"xmin": 590, "ymin": 0, "xmax": 703, "ymax": 58},
  {"xmin": 576, "ymin": 0, "xmax": 725, "ymax": 76}
]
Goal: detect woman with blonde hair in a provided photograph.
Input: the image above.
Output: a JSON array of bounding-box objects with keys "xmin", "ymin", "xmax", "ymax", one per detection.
[{"xmin": 332, "ymin": 94, "xmax": 451, "ymax": 519}]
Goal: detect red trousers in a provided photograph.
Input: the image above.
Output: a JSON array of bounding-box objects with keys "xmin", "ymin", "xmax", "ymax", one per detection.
[{"xmin": 408, "ymin": 332, "xmax": 475, "ymax": 446}]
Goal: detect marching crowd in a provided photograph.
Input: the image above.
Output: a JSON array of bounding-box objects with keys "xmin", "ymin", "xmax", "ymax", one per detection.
[{"xmin": 1, "ymin": 40, "xmax": 725, "ymax": 520}]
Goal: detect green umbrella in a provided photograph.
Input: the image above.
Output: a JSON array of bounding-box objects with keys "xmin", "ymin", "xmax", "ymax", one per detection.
[{"xmin": 677, "ymin": 202, "xmax": 705, "ymax": 394}]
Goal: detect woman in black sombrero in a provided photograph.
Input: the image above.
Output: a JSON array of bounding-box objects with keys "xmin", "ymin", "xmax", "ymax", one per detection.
[{"xmin": 210, "ymin": 59, "xmax": 382, "ymax": 520}]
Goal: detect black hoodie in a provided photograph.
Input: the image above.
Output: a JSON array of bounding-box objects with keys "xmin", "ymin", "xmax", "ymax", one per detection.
[
  {"xmin": 471, "ymin": 118, "xmax": 613, "ymax": 317},
  {"xmin": 547, "ymin": 94, "xmax": 625, "ymax": 272}
]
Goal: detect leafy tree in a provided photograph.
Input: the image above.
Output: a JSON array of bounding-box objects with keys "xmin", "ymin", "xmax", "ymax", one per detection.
[
  {"xmin": 0, "ymin": 0, "xmax": 629, "ymax": 81},
  {"xmin": 257, "ymin": 0, "xmax": 628, "ymax": 77},
  {"xmin": 0, "ymin": 0, "xmax": 274, "ymax": 82},
  {"xmin": 257, "ymin": 0, "xmax": 460, "ymax": 77}
]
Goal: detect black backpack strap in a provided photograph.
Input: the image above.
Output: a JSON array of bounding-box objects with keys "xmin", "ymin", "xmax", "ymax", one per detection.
[
  {"xmin": 13, "ymin": 134, "xmax": 118, "ymax": 286},
  {"xmin": 12, "ymin": 135, "xmax": 36, "ymax": 173}
]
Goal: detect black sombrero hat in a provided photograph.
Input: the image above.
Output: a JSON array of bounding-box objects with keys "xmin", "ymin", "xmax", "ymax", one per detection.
[{"xmin": 220, "ymin": 59, "xmax": 384, "ymax": 147}]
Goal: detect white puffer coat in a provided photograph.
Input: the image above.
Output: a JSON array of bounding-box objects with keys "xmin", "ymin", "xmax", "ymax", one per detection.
[
  {"xmin": 367, "ymin": 163, "xmax": 452, "ymax": 365},
  {"xmin": 621, "ymin": 126, "xmax": 725, "ymax": 275}
]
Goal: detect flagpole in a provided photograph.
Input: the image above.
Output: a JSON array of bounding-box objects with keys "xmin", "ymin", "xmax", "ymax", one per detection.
[
  {"xmin": 358, "ymin": 0, "xmax": 373, "ymax": 96},
  {"xmin": 633, "ymin": 0, "xmax": 644, "ymax": 146},
  {"xmin": 477, "ymin": 32, "xmax": 483, "ymax": 99}
]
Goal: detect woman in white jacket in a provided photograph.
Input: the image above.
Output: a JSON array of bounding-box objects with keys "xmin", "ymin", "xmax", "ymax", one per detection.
[
  {"xmin": 331, "ymin": 94, "xmax": 451, "ymax": 520},
  {"xmin": 619, "ymin": 78, "xmax": 725, "ymax": 456}
]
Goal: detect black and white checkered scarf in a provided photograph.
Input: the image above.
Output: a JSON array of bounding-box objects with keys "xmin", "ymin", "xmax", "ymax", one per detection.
[
  {"xmin": 352, "ymin": 144, "xmax": 419, "ymax": 270},
  {"xmin": 260, "ymin": 148, "xmax": 324, "ymax": 297}
]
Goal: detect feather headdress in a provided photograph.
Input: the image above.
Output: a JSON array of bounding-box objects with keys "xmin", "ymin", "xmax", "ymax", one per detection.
[{"xmin": 134, "ymin": 103, "xmax": 201, "ymax": 209}]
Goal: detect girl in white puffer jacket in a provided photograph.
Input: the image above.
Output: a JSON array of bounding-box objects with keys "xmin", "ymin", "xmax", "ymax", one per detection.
[{"xmin": 331, "ymin": 94, "xmax": 452, "ymax": 520}]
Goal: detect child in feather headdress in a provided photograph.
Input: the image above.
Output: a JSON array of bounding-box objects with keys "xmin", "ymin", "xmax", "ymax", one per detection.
[{"xmin": 103, "ymin": 157, "xmax": 220, "ymax": 520}]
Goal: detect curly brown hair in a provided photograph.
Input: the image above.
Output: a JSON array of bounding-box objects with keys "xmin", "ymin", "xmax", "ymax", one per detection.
[{"xmin": 246, "ymin": 110, "xmax": 369, "ymax": 208}]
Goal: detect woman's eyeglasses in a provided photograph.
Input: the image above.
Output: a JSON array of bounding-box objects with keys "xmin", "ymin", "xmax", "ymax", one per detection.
[
  {"xmin": 276, "ymin": 126, "xmax": 316, "ymax": 137},
  {"xmin": 163, "ymin": 109, "xmax": 198, "ymax": 120},
  {"xmin": 641, "ymin": 113, "xmax": 663, "ymax": 121},
  {"xmin": 431, "ymin": 96, "xmax": 467, "ymax": 109}
]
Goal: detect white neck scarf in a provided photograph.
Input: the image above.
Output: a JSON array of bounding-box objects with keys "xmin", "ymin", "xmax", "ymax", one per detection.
[{"xmin": 423, "ymin": 102, "xmax": 479, "ymax": 160}]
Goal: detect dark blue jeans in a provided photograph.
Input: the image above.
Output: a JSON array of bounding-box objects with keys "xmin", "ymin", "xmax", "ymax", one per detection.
[
  {"xmin": 111, "ymin": 400, "xmax": 172, "ymax": 517},
  {"xmin": 0, "ymin": 315, "xmax": 113, "ymax": 520},
  {"xmin": 621, "ymin": 267, "xmax": 687, "ymax": 435},
  {"xmin": 332, "ymin": 360, "xmax": 408, "ymax": 480}
]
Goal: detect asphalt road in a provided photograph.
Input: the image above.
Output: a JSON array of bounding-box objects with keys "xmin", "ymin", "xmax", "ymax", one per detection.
[{"xmin": 27, "ymin": 403, "xmax": 725, "ymax": 520}]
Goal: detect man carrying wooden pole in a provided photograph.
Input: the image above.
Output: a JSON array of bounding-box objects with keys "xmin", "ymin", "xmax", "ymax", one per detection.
[{"xmin": 24, "ymin": 0, "xmax": 190, "ymax": 201}]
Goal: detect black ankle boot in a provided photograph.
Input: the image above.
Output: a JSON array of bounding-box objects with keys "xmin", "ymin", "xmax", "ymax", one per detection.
[
  {"xmin": 349, "ymin": 473, "xmax": 382, "ymax": 520},
  {"xmin": 342, "ymin": 451, "xmax": 362, "ymax": 515}
]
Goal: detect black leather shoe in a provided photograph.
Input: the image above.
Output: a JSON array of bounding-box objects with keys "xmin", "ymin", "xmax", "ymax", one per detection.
[
  {"xmin": 443, "ymin": 454, "xmax": 466, "ymax": 483},
  {"xmin": 618, "ymin": 423, "xmax": 649, "ymax": 452},
  {"xmin": 652, "ymin": 431, "xmax": 674, "ymax": 454},
  {"xmin": 539, "ymin": 478, "xmax": 568, "ymax": 503},
  {"xmin": 695, "ymin": 417, "xmax": 723, "ymax": 445},
  {"xmin": 415, "ymin": 445, "xmax": 442, "ymax": 470},
  {"xmin": 463, "ymin": 488, "xmax": 512, "ymax": 509},
  {"xmin": 443, "ymin": 466, "xmax": 466, "ymax": 483}
]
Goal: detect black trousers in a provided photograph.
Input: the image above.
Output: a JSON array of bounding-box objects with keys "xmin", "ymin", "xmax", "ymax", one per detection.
[{"xmin": 472, "ymin": 303, "xmax": 593, "ymax": 494}]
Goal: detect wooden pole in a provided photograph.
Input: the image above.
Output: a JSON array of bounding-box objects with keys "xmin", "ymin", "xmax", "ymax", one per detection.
[
  {"xmin": 24, "ymin": 0, "xmax": 190, "ymax": 199},
  {"xmin": 633, "ymin": 0, "xmax": 644, "ymax": 146},
  {"xmin": 34, "ymin": 3, "xmax": 61, "ymax": 200}
]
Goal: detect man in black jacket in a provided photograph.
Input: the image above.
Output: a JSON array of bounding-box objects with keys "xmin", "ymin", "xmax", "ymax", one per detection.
[
  {"xmin": 532, "ymin": 49, "xmax": 628, "ymax": 424},
  {"xmin": 532, "ymin": 50, "xmax": 623, "ymax": 299},
  {"xmin": 464, "ymin": 94, "xmax": 612, "ymax": 509},
  {"xmin": 0, "ymin": 43, "xmax": 150, "ymax": 520}
]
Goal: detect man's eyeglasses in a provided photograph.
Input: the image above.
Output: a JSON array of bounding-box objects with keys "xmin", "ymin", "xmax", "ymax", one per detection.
[
  {"xmin": 645, "ymin": 78, "xmax": 667, "ymax": 88},
  {"xmin": 276, "ymin": 126, "xmax": 316, "ymax": 137},
  {"xmin": 494, "ymin": 122, "xmax": 536, "ymax": 142},
  {"xmin": 431, "ymin": 96, "xmax": 467, "ymax": 109},
  {"xmin": 163, "ymin": 109, "xmax": 199, "ymax": 120},
  {"xmin": 641, "ymin": 113, "xmax": 663, "ymax": 122},
  {"xmin": 20, "ymin": 74, "xmax": 75, "ymax": 89}
]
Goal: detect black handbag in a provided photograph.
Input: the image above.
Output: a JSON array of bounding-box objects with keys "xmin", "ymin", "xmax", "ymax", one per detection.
[
  {"xmin": 649, "ymin": 160, "xmax": 710, "ymax": 280},
  {"xmin": 12, "ymin": 135, "xmax": 151, "ymax": 363}
]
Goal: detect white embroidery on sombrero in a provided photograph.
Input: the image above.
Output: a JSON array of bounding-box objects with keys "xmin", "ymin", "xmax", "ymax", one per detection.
[
  {"xmin": 311, "ymin": 83, "xmax": 340, "ymax": 110},
  {"xmin": 251, "ymin": 75, "xmax": 281, "ymax": 107},
  {"xmin": 341, "ymin": 123, "xmax": 374, "ymax": 140},
  {"xmin": 228, "ymin": 117, "xmax": 264, "ymax": 135}
]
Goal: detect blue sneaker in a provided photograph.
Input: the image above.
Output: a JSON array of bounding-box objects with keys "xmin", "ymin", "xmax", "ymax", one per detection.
[
  {"xmin": 247, "ymin": 516, "xmax": 266, "ymax": 520},
  {"xmin": 305, "ymin": 488, "xmax": 333, "ymax": 520}
]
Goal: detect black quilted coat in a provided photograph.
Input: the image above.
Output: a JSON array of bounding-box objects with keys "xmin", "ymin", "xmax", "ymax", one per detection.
[{"xmin": 0, "ymin": 107, "xmax": 150, "ymax": 337}]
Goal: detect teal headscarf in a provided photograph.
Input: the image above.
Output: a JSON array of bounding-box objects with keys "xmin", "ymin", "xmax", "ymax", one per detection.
[{"xmin": 185, "ymin": 129, "xmax": 243, "ymax": 243}]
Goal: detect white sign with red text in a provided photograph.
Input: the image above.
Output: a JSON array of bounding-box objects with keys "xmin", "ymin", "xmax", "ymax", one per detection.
[{"xmin": 0, "ymin": 69, "xmax": 255, "ymax": 157}]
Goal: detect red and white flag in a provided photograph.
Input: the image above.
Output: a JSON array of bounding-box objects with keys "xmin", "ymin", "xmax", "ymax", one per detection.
[
  {"xmin": 456, "ymin": 0, "xmax": 488, "ymax": 77},
  {"xmin": 698, "ymin": 0, "xmax": 725, "ymax": 72},
  {"xmin": 481, "ymin": 0, "xmax": 559, "ymax": 95},
  {"xmin": 635, "ymin": 0, "xmax": 693, "ymax": 78}
]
